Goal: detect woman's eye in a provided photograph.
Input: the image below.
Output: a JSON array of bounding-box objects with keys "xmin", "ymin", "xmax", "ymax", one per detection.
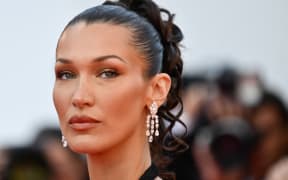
[
  {"xmin": 57, "ymin": 71, "xmax": 76, "ymax": 80},
  {"xmin": 98, "ymin": 69, "xmax": 119, "ymax": 79}
]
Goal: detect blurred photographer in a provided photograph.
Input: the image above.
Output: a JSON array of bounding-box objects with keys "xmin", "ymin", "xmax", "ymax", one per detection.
[
  {"xmin": 193, "ymin": 117, "xmax": 257, "ymax": 180},
  {"xmin": 249, "ymin": 91, "xmax": 288, "ymax": 180},
  {"xmin": 187, "ymin": 66, "xmax": 260, "ymax": 180}
]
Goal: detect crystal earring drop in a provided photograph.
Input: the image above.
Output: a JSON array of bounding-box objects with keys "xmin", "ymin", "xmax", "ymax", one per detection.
[
  {"xmin": 146, "ymin": 101, "xmax": 159, "ymax": 143},
  {"xmin": 61, "ymin": 135, "xmax": 68, "ymax": 148}
]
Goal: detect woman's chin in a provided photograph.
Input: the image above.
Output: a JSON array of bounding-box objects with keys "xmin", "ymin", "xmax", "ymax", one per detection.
[
  {"xmin": 68, "ymin": 138, "xmax": 109, "ymax": 154},
  {"xmin": 69, "ymin": 144, "xmax": 91, "ymax": 154}
]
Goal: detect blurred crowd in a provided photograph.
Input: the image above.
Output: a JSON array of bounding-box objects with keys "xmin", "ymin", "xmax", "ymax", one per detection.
[
  {"xmin": 1, "ymin": 65, "xmax": 288, "ymax": 180},
  {"xmin": 166, "ymin": 66, "xmax": 288, "ymax": 180},
  {"xmin": 0, "ymin": 128, "xmax": 89, "ymax": 180}
]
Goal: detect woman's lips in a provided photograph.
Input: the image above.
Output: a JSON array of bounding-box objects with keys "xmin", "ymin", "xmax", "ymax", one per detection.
[{"xmin": 68, "ymin": 115, "xmax": 101, "ymax": 130}]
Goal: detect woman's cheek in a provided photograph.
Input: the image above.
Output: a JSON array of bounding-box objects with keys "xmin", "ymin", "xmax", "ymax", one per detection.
[{"xmin": 53, "ymin": 86, "xmax": 70, "ymax": 122}]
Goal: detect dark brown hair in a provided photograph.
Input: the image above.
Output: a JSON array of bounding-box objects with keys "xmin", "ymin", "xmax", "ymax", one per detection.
[{"xmin": 58, "ymin": 0, "xmax": 188, "ymax": 170}]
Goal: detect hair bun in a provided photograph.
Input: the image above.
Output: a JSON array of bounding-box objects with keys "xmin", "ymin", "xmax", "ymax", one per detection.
[
  {"xmin": 119, "ymin": 0, "xmax": 143, "ymax": 7},
  {"xmin": 118, "ymin": 0, "xmax": 155, "ymax": 13},
  {"xmin": 170, "ymin": 24, "xmax": 183, "ymax": 43},
  {"xmin": 106, "ymin": 0, "xmax": 183, "ymax": 44}
]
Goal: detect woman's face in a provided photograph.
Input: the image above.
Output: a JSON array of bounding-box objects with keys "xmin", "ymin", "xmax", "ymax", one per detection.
[{"xmin": 53, "ymin": 22, "xmax": 152, "ymax": 154}]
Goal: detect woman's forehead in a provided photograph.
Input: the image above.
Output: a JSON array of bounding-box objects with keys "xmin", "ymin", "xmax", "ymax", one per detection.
[
  {"xmin": 58, "ymin": 23, "xmax": 136, "ymax": 59},
  {"xmin": 59, "ymin": 22, "xmax": 132, "ymax": 48},
  {"xmin": 56, "ymin": 22, "xmax": 147, "ymax": 70}
]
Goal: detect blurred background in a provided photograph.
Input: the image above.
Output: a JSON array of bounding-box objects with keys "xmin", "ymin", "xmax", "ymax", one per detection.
[
  {"xmin": 0, "ymin": 0, "xmax": 287, "ymax": 148},
  {"xmin": 0, "ymin": 0, "xmax": 287, "ymax": 179}
]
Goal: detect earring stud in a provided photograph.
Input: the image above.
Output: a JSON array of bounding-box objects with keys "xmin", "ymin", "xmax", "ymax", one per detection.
[{"xmin": 61, "ymin": 135, "xmax": 68, "ymax": 148}]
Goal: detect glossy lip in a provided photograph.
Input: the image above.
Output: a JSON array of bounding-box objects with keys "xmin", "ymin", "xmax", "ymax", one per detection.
[{"xmin": 68, "ymin": 115, "xmax": 101, "ymax": 131}]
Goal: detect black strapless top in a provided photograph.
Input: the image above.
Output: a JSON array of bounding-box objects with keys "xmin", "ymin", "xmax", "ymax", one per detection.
[{"xmin": 139, "ymin": 163, "xmax": 159, "ymax": 180}]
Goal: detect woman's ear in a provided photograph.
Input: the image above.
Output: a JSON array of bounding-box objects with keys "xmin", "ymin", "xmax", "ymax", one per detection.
[{"xmin": 146, "ymin": 73, "xmax": 171, "ymax": 106}]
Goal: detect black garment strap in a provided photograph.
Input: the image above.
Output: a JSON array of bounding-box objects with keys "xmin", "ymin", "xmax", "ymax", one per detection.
[{"xmin": 139, "ymin": 163, "xmax": 159, "ymax": 180}]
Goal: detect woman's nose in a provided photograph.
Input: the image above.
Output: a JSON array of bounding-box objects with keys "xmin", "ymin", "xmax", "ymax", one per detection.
[{"xmin": 71, "ymin": 79, "xmax": 95, "ymax": 109}]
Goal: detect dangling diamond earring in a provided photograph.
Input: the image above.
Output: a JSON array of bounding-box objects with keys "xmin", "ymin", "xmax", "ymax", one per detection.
[
  {"xmin": 61, "ymin": 135, "xmax": 68, "ymax": 148},
  {"xmin": 146, "ymin": 101, "xmax": 159, "ymax": 143}
]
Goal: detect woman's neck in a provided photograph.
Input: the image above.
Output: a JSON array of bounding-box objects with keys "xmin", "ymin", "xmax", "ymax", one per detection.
[{"xmin": 87, "ymin": 131, "xmax": 151, "ymax": 180}]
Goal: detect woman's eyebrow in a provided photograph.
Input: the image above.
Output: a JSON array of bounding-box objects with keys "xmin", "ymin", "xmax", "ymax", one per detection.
[
  {"xmin": 94, "ymin": 55, "xmax": 127, "ymax": 63},
  {"xmin": 56, "ymin": 58, "xmax": 71, "ymax": 64},
  {"xmin": 56, "ymin": 55, "xmax": 127, "ymax": 64}
]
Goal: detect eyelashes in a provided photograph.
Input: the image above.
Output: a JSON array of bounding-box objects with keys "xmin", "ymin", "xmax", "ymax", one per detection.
[
  {"xmin": 98, "ymin": 69, "xmax": 119, "ymax": 79},
  {"xmin": 55, "ymin": 69, "xmax": 119, "ymax": 80},
  {"xmin": 56, "ymin": 71, "xmax": 76, "ymax": 80}
]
